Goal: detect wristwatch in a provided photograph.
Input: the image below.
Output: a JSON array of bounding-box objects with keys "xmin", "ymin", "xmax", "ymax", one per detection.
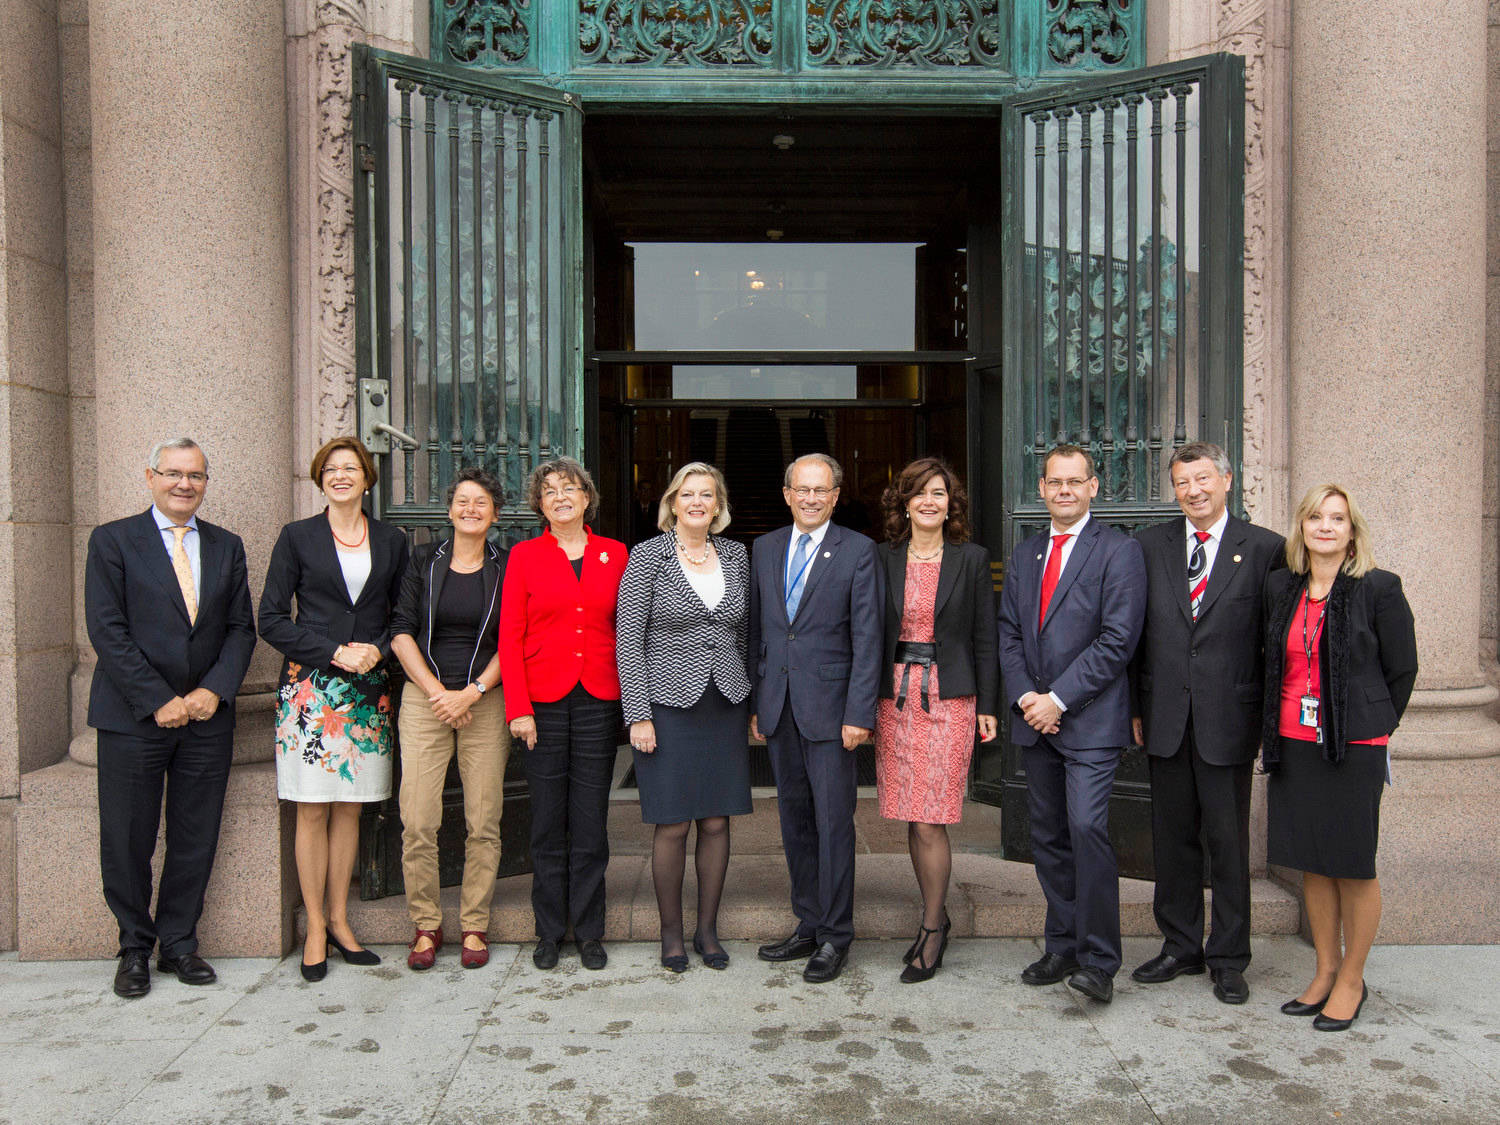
[{"xmin": 471, "ymin": 681, "xmax": 487, "ymax": 695}]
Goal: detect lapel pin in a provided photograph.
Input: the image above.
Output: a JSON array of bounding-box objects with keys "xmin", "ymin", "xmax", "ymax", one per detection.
[
  {"xmin": 598, "ymin": 551, "xmax": 609, "ymax": 564},
  {"xmin": 823, "ymin": 551, "xmax": 831, "ymax": 558},
  {"xmin": 1036, "ymin": 554, "xmax": 1043, "ymax": 561},
  {"xmin": 1233, "ymin": 554, "xmax": 1241, "ymax": 563}
]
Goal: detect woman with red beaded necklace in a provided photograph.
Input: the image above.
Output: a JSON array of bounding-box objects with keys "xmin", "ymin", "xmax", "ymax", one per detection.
[{"xmin": 260, "ymin": 436, "xmax": 409, "ymax": 981}]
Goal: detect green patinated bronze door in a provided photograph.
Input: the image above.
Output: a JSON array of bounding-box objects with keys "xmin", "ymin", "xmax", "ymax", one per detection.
[
  {"xmin": 352, "ymin": 45, "xmax": 585, "ymax": 897},
  {"xmin": 970, "ymin": 54, "xmax": 1247, "ymax": 877}
]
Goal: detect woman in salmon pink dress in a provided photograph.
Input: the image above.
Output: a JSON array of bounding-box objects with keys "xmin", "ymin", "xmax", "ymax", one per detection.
[{"xmin": 874, "ymin": 459, "xmax": 998, "ymax": 983}]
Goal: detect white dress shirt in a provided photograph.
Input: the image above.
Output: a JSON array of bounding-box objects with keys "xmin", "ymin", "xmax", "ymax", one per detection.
[
  {"xmin": 1186, "ymin": 509, "xmax": 1230, "ymax": 581},
  {"xmin": 1023, "ymin": 510, "xmax": 1094, "ymax": 712},
  {"xmin": 152, "ymin": 505, "xmax": 201, "ymax": 602},
  {"xmin": 785, "ymin": 519, "xmax": 832, "ymax": 592}
]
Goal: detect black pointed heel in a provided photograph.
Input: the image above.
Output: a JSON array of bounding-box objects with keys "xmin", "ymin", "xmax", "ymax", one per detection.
[
  {"xmin": 327, "ymin": 930, "xmax": 381, "ymax": 966},
  {"xmin": 900, "ymin": 923, "xmax": 950, "ymax": 984},
  {"xmin": 1312, "ymin": 983, "xmax": 1368, "ymax": 1032},
  {"xmin": 1280, "ymin": 991, "xmax": 1331, "ymax": 1016},
  {"xmin": 902, "ymin": 913, "xmax": 951, "ymax": 965}
]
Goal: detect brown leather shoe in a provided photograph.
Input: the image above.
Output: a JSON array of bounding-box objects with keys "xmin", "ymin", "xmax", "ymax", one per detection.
[
  {"xmin": 460, "ymin": 931, "xmax": 490, "ymax": 969},
  {"xmin": 407, "ymin": 927, "xmax": 442, "ymax": 971}
]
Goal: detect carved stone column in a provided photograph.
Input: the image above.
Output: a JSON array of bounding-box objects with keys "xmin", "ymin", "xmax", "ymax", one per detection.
[{"xmin": 1287, "ymin": 0, "xmax": 1500, "ymax": 940}]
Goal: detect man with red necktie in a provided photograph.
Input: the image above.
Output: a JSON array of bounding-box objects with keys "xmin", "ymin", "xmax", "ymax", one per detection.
[
  {"xmin": 1129, "ymin": 442, "xmax": 1284, "ymax": 1005},
  {"xmin": 997, "ymin": 443, "xmax": 1146, "ymax": 1004}
]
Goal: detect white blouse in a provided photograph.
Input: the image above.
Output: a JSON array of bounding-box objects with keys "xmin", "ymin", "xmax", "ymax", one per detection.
[
  {"xmin": 677, "ymin": 554, "xmax": 725, "ymax": 611},
  {"xmin": 337, "ymin": 546, "xmax": 372, "ymax": 604}
]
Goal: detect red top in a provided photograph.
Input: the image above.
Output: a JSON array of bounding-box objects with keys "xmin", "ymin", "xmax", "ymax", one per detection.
[
  {"xmin": 1278, "ymin": 589, "xmax": 1388, "ymax": 746},
  {"xmin": 499, "ymin": 527, "xmax": 628, "ymax": 720}
]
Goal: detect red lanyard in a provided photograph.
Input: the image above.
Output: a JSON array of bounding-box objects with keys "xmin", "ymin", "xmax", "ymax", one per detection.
[{"xmin": 1301, "ymin": 590, "xmax": 1328, "ymax": 695}]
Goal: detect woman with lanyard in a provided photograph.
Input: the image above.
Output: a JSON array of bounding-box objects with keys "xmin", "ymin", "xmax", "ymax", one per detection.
[
  {"xmin": 1261, "ymin": 483, "xmax": 1417, "ymax": 1031},
  {"xmin": 390, "ymin": 467, "xmax": 510, "ymax": 971}
]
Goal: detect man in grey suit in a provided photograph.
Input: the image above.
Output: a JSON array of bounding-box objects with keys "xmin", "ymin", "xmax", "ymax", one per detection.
[
  {"xmin": 749, "ymin": 453, "xmax": 884, "ymax": 983},
  {"xmin": 1129, "ymin": 442, "xmax": 1284, "ymax": 1004}
]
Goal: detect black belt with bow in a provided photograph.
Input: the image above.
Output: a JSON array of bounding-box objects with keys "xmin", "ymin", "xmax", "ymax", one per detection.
[{"xmin": 894, "ymin": 641, "xmax": 937, "ymax": 712}]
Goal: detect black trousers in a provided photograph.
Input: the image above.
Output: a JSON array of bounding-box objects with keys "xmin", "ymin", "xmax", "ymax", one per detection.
[
  {"xmin": 1148, "ymin": 719, "xmax": 1254, "ymax": 970},
  {"xmin": 1024, "ymin": 736, "xmax": 1122, "ymax": 975},
  {"xmin": 765, "ymin": 715, "xmax": 859, "ymax": 950},
  {"xmin": 96, "ymin": 726, "xmax": 233, "ymax": 958},
  {"xmin": 523, "ymin": 685, "xmax": 619, "ymax": 943}
]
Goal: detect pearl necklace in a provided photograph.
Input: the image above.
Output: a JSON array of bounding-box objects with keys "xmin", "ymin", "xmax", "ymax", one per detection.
[{"xmin": 678, "ymin": 538, "xmax": 711, "ymax": 566}]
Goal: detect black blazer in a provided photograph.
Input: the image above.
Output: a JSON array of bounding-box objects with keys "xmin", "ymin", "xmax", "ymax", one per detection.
[
  {"xmin": 1260, "ymin": 567, "xmax": 1418, "ymax": 768},
  {"xmin": 85, "ymin": 509, "xmax": 256, "ymax": 738},
  {"xmin": 877, "ymin": 540, "xmax": 998, "ymax": 715},
  {"xmin": 1132, "ymin": 515, "xmax": 1285, "ymax": 765},
  {"xmin": 390, "ymin": 536, "xmax": 506, "ymax": 688},
  {"xmin": 258, "ymin": 512, "xmax": 409, "ymax": 671}
]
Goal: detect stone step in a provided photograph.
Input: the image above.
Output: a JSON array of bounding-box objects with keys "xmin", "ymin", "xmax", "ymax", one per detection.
[{"xmin": 337, "ymin": 853, "xmax": 1301, "ymax": 944}]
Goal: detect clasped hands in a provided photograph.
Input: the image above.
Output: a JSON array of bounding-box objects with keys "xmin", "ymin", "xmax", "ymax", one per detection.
[
  {"xmin": 332, "ymin": 642, "xmax": 382, "ymax": 675},
  {"xmin": 429, "ymin": 685, "xmax": 478, "ymax": 730},
  {"xmin": 1016, "ymin": 691, "xmax": 1062, "ymax": 735},
  {"xmin": 154, "ymin": 687, "xmax": 219, "ymax": 728}
]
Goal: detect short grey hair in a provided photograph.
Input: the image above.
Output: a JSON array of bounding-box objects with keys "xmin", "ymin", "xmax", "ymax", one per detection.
[
  {"xmin": 783, "ymin": 452, "xmax": 843, "ymax": 490},
  {"xmin": 148, "ymin": 438, "xmax": 208, "ymax": 475},
  {"xmin": 1168, "ymin": 441, "xmax": 1231, "ymax": 478},
  {"xmin": 657, "ymin": 462, "xmax": 732, "ymax": 534}
]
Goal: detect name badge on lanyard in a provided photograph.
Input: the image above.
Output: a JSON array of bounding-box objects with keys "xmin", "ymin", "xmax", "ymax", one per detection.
[{"xmin": 1300, "ymin": 589, "xmax": 1328, "ymax": 745}]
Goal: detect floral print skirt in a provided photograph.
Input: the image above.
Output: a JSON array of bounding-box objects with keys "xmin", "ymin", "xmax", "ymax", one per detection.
[{"xmin": 275, "ymin": 661, "xmax": 393, "ymax": 802}]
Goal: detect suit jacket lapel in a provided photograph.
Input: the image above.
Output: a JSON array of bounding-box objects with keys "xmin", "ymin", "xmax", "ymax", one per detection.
[
  {"xmin": 884, "ymin": 544, "xmax": 907, "ymax": 620},
  {"xmin": 131, "ymin": 510, "xmax": 192, "ymax": 625},
  {"xmin": 933, "ymin": 543, "xmax": 961, "ymax": 616},
  {"xmin": 1039, "ymin": 520, "xmax": 1100, "ymax": 634},
  {"xmin": 1194, "ymin": 516, "xmax": 1247, "ymax": 623},
  {"xmin": 359, "ymin": 516, "xmax": 387, "ymax": 609},
  {"xmin": 312, "ymin": 514, "xmax": 352, "ymax": 607},
  {"xmin": 792, "ymin": 524, "xmax": 840, "ymax": 623},
  {"xmin": 767, "ymin": 526, "xmax": 793, "ymax": 626},
  {"xmin": 1165, "ymin": 518, "xmax": 1194, "ymax": 624},
  {"xmin": 196, "ymin": 522, "xmax": 222, "ymax": 621}
]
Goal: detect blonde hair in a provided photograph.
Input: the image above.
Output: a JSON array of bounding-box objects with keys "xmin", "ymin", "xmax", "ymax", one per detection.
[
  {"xmin": 657, "ymin": 462, "xmax": 731, "ymax": 534},
  {"xmin": 1286, "ymin": 483, "xmax": 1376, "ymax": 578}
]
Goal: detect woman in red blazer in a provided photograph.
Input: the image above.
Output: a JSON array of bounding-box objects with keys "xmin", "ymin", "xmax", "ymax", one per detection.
[{"xmin": 500, "ymin": 456, "xmax": 628, "ymax": 972}]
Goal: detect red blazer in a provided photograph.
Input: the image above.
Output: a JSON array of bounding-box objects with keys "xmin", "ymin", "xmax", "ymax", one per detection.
[{"xmin": 499, "ymin": 527, "xmax": 628, "ymax": 720}]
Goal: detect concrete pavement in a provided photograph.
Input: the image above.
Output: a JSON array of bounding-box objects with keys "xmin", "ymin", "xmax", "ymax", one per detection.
[{"xmin": 3, "ymin": 937, "xmax": 1498, "ymax": 1124}]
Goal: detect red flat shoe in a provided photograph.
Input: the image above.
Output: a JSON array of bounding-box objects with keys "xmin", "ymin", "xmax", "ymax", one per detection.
[
  {"xmin": 407, "ymin": 927, "xmax": 442, "ymax": 971},
  {"xmin": 460, "ymin": 931, "xmax": 490, "ymax": 969}
]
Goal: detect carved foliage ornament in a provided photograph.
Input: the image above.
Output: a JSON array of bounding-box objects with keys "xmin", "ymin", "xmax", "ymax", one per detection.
[
  {"xmin": 444, "ymin": 0, "xmax": 532, "ymax": 67},
  {"xmin": 578, "ymin": 0, "xmax": 775, "ymax": 66},
  {"xmin": 807, "ymin": 0, "xmax": 1004, "ymax": 68},
  {"xmin": 1045, "ymin": 0, "xmax": 1131, "ymax": 67}
]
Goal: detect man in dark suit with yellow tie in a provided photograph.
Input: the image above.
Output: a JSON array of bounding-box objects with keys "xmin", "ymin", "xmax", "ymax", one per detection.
[
  {"xmin": 85, "ymin": 438, "xmax": 256, "ymax": 997},
  {"xmin": 1129, "ymin": 442, "xmax": 1284, "ymax": 1004}
]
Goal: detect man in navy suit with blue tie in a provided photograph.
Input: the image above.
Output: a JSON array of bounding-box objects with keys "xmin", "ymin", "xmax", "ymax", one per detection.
[
  {"xmin": 998, "ymin": 444, "xmax": 1146, "ymax": 1003},
  {"xmin": 85, "ymin": 438, "xmax": 256, "ymax": 997},
  {"xmin": 749, "ymin": 453, "xmax": 884, "ymax": 983}
]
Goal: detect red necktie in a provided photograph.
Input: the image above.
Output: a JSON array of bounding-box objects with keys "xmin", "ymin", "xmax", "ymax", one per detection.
[
  {"xmin": 1038, "ymin": 533, "xmax": 1072, "ymax": 628},
  {"xmin": 1188, "ymin": 530, "xmax": 1211, "ymax": 619}
]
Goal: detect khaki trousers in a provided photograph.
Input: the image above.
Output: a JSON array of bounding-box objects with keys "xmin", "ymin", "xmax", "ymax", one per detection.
[{"xmin": 398, "ymin": 682, "xmax": 511, "ymax": 932}]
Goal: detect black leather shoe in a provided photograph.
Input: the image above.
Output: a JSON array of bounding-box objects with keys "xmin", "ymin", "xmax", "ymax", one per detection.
[
  {"xmin": 578, "ymin": 940, "xmax": 608, "ymax": 970},
  {"xmin": 532, "ymin": 940, "xmax": 560, "ymax": 970},
  {"xmin": 1021, "ymin": 951, "xmax": 1080, "ymax": 986},
  {"xmin": 1067, "ymin": 966, "xmax": 1114, "ymax": 1003},
  {"xmin": 113, "ymin": 951, "xmax": 151, "ymax": 998},
  {"xmin": 1131, "ymin": 951, "xmax": 1206, "ymax": 984},
  {"xmin": 157, "ymin": 952, "xmax": 216, "ymax": 985},
  {"xmin": 1211, "ymin": 967, "xmax": 1250, "ymax": 1005},
  {"xmin": 1312, "ymin": 983, "xmax": 1368, "ymax": 1032},
  {"xmin": 300, "ymin": 958, "xmax": 328, "ymax": 982},
  {"xmin": 758, "ymin": 932, "xmax": 818, "ymax": 962},
  {"xmin": 802, "ymin": 942, "xmax": 848, "ymax": 983},
  {"xmin": 1280, "ymin": 992, "xmax": 1330, "ymax": 1017}
]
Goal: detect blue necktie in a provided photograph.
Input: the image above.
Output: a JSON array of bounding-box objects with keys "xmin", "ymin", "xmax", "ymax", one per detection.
[{"xmin": 785, "ymin": 532, "xmax": 812, "ymax": 618}]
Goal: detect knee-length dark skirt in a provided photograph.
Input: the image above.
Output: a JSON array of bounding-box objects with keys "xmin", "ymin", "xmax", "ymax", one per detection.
[
  {"xmin": 634, "ymin": 684, "xmax": 752, "ymax": 825},
  {"xmin": 1267, "ymin": 736, "xmax": 1386, "ymax": 879}
]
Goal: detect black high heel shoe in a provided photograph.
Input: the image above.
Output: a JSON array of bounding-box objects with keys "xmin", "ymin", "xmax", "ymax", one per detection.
[
  {"xmin": 692, "ymin": 934, "xmax": 729, "ymax": 970},
  {"xmin": 327, "ymin": 930, "xmax": 381, "ymax": 967},
  {"xmin": 660, "ymin": 944, "xmax": 689, "ymax": 974},
  {"xmin": 902, "ymin": 913, "xmax": 951, "ymax": 965},
  {"xmin": 1280, "ymin": 991, "xmax": 1331, "ymax": 1016},
  {"xmin": 1312, "ymin": 983, "xmax": 1368, "ymax": 1032},
  {"xmin": 900, "ymin": 923, "xmax": 950, "ymax": 984}
]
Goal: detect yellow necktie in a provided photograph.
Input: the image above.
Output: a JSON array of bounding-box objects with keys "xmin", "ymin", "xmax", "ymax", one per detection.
[{"xmin": 171, "ymin": 525, "xmax": 198, "ymax": 625}]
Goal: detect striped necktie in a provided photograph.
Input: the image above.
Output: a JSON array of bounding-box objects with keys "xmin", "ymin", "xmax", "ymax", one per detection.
[
  {"xmin": 1188, "ymin": 530, "xmax": 1211, "ymax": 620},
  {"xmin": 785, "ymin": 532, "xmax": 812, "ymax": 618}
]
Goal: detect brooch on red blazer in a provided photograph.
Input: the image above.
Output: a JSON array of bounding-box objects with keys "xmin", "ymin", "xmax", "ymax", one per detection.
[{"xmin": 599, "ymin": 550, "xmax": 610, "ymax": 565}]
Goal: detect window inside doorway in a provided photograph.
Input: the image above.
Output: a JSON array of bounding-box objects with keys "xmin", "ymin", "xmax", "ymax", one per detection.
[{"xmin": 629, "ymin": 242, "xmax": 921, "ymax": 352}]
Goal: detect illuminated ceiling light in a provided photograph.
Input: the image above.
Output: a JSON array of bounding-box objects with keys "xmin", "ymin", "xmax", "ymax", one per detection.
[
  {"xmin": 766, "ymin": 229, "xmax": 784, "ymax": 241},
  {"xmin": 772, "ymin": 134, "xmax": 794, "ymax": 151},
  {"xmin": 750, "ymin": 279, "xmax": 765, "ymax": 289},
  {"xmin": 746, "ymin": 270, "xmax": 757, "ymax": 277}
]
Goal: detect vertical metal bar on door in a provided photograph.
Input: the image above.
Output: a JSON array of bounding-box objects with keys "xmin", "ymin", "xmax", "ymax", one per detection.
[
  {"xmin": 471, "ymin": 97, "xmax": 486, "ymax": 464},
  {"xmin": 1101, "ymin": 96, "xmax": 1117, "ymax": 466},
  {"xmin": 447, "ymin": 91, "xmax": 463, "ymax": 462},
  {"xmin": 1055, "ymin": 107, "xmax": 1071, "ymax": 446},
  {"xmin": 492, "ymin": 100, "xmax": 509, "ymax": 468},
  {"xmin": 1172, "ymin": 83, "xmax": 1191, "ymax": 447},
  {"xmin": 513, "ymin": 107, "xmax": 531, "ymax": 469},
  {"xmin": 423, "ymin": 85, "xmax": 439, "ymax": 502},
  {"xmin": 398, "ymin": 79, "xmax": 416, "ymax": 503},
  {"xmin": 537, "ymin": 109, "xmax": 552, "ymax": 457},
  {"xmin": 1079, "ymin": 102, "xmax": 1092, "ymax": 445},
  {"xmin": 1032, "ymin": 111, "xmax": 1047, "ymax": 455},
  {"xmin": 1148, "ymin": 86, "xmax": 1165, "ymax": 498}
]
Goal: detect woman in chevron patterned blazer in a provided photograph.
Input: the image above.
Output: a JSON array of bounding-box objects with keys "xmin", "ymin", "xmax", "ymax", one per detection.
[{"xmin": 615, "ymin": 462, "xmax": 753, "ymax": 974}]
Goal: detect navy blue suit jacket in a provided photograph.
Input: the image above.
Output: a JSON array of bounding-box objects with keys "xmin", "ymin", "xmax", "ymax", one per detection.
[
  {"xmin": 748, "ymin": 523, "xmax": 885, "ymax": 743},
  {"xmin": 997, "ymin": 516, "xmax": 1146, "ymax": 750},
  {"xmin": 85, "ymin": 509, "xmax": 257, "ymax": 738}
]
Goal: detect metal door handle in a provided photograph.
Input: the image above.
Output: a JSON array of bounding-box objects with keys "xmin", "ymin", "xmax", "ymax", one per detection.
[{"xmin": 373, "ymin": 422, "xmax": 420, "ymax": 450}]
